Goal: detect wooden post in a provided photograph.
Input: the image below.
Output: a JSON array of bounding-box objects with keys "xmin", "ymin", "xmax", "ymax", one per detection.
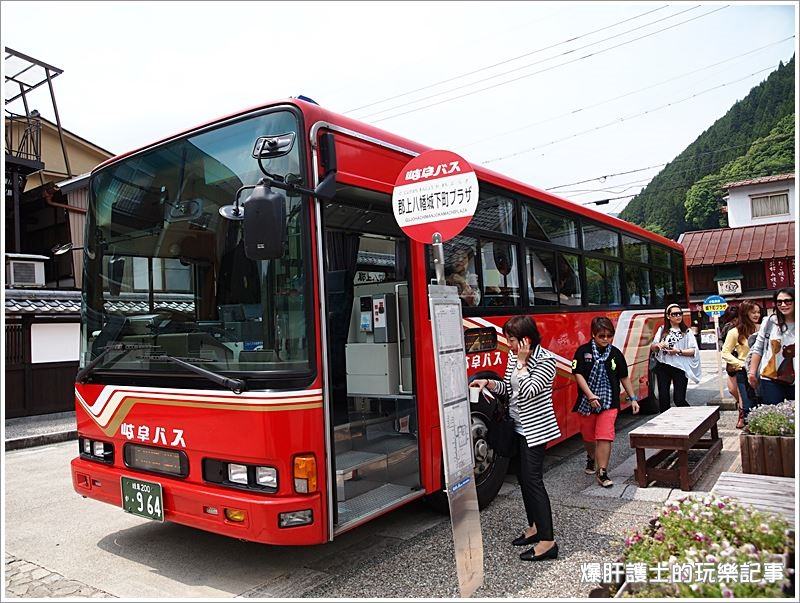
[{"xmin": 713, "ymin": 315, "xmax": 726, "ymax": 404}]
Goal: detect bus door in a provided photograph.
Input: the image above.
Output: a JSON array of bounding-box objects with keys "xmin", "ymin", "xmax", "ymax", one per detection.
[{"xmin": 322, "ymin": 191, "xmax": 421, "ymax": 533}]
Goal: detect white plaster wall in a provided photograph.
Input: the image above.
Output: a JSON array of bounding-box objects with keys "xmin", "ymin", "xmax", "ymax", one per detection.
[
  {"xmin": 726, "ymin": 180, "xmax": 795, "ymax": 227},
  {"xmin": 30, "ymin": 323, "xmax": 80, "ymax": 363}
]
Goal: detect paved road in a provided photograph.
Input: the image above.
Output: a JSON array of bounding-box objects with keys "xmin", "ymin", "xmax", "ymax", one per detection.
[
  {"xmin": 4, "ymin": 351, "xmax": 731, "ymax": 598},
  {"xmin": 2, "ymin": 415, "xmax": 664, "ymax": 598}
]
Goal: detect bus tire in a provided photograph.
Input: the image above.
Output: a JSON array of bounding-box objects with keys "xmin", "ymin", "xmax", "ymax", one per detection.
[{"xmin": 424, "ymin": 377, "xmax": 510, "ymax": 514}]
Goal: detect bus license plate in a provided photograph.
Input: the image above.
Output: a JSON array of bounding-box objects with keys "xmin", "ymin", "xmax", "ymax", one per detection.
[{"xmin": 121, "ymin": 476, "xmax": 164, "ymax": 522}]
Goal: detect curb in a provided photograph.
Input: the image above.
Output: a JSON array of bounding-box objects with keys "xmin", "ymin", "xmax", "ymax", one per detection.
[
  {"xmin": 706, "ymin": 398, "xmax": 738, "ymax": 411},
  {"xmin": 5, "ymin": 431, "xmax": 78, "ymax": 451}
]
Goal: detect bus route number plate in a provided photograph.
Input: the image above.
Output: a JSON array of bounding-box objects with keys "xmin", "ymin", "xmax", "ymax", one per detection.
[{"xmin": 121, "ymin": 476, "xmax": 164, "ymax": 522}]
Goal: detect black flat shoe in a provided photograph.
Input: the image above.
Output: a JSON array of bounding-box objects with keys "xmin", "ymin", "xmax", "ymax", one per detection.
[
  {"xmin": 520, "ymin": 542, "xmax": 559, "ymax": 561},
  {"xmin": 512, "ymin": 533, "xmax": 540, "ymax": 546}
]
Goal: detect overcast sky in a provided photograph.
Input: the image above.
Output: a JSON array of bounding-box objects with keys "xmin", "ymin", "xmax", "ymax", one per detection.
[{"xmin": 3, "ymin": 1, "xmax": 796, "ymax": 215}]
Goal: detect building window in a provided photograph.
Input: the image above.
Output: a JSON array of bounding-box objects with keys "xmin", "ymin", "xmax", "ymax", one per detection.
[{"xmin": 751, "ymin": 193, "xmax": 789, "ymax": 219}]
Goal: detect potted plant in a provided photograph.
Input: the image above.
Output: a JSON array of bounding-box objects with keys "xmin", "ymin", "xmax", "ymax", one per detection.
[
  {"xmin": 614, "ymin": 494, "xmax": 793, "ymax": 598},
  {"xmin": 740, "ymin": 401, "xmax": 795, "ymax": 477}
]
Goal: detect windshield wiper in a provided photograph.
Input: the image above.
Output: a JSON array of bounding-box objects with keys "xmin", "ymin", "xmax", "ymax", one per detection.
[
  {"xmin": 150, "ymin": 354, "xmax": 246, "ymax": 394},
  {"xmin": 76, "ymin": 343, "xmax": 141, "ymax": 383}
]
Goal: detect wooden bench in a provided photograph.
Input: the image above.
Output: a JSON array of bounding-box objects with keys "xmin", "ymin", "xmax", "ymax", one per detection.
[
  {"xmin": 629, "ymin": 406, "xmax": 722, "ymax": 491},
  {"xmin": 712, "ymin": 472, "xmax": 796, "ymax": 528}
]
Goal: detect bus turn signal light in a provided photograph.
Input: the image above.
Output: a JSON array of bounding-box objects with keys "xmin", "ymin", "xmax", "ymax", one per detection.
[
  {"xmin": 224, "ymin": 508, "xmax": 247, "ymax": 523},
  {"xmin": 293, "ymin": 455, "xmax": 317, "ymax": 494}
]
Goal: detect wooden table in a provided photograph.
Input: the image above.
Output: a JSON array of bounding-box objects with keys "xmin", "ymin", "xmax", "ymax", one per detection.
[
  {"xmin": 629, "ymin": 406, "xmax": 722, "ymax": 491},
  {"xmin": 712, "ymin": 472, "xmax": 796, "ymax": 528}
]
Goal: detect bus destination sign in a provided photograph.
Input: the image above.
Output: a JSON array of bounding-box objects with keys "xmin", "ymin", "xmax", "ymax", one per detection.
[{"xmin": 392, "ymin": 149, "xmax": 479, "ymax": 243}]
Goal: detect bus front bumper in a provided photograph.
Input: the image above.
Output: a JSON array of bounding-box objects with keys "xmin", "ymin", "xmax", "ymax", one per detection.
[{"xmin": 70, "ymin": 457, "xmax": 326, "ymax": 545}]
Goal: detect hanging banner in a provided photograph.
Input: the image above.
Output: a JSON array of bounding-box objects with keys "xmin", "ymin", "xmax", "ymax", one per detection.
[{"xmin": 765, "ymin": 258, "xmax": 790, "ymax": 290}]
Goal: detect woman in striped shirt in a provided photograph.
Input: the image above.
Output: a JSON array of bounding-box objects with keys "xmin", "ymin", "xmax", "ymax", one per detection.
[{"xmin": 471, "ymin": 315, "xmax": 561, "ymax": 562}]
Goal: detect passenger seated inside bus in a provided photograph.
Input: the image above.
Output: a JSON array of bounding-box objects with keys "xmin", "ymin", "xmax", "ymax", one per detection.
[{"xmin": 445, "ymin": 248, "xmax": 480, "ymax": 307}]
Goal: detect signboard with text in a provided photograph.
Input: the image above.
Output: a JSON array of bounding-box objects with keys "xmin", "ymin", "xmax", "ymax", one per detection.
[
  {"xmin": 392, "ymin": 150, "xmax": 479, "ymax": 243},
  {"xmin": 765, "ymin": 258, "xmax": 792, "ymax": 290},
  {"xmin": 703, "ymin": 294, "xmax": 728, "ymax": 317},
  {"xmin": 428, "ymin": 284, "xmax": 483, "ymax": 598},
  {"xmin": 717, "ymin": 279, "xmax": 742, "ymax": 295}
]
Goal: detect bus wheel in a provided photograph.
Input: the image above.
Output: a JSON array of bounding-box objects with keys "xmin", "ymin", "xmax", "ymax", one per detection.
[
  {"xmin": 423, "ymin": 405, "xmax": 510, "ymax": 514},
  {"xmin": 470, "ymin": 409, "xmax": 510, "ymax": 509}
]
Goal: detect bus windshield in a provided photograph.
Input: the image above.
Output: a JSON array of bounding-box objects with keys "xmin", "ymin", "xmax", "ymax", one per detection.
[{"xmin": 81, "ymin": 109, "xmax": 312, "ymax": 380}]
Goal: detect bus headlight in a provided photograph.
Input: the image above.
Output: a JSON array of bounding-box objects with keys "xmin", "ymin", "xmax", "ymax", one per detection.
[
  {"xmin": 227, "ymin": 463, "xmax": 248, "ymax": 485},
  {"xmin": 256, "ymin": 466, "xmax": 278, "ymax": 488}
]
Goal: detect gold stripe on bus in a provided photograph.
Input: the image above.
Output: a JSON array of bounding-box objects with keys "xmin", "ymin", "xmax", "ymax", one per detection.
[{"xmin": 86, "ymin": 398, "xmax": 322, "ymax": 436}]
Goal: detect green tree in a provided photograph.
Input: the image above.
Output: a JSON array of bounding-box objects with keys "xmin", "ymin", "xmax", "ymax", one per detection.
[
  {"xmin": 620, "ymin": 57, "xmax": 795, "ymax": 238},
  {"xmin": 684, "ymin": 114, "xmax": 795, "ymax": 229}
]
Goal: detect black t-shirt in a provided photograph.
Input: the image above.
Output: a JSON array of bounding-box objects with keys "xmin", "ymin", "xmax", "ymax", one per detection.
[{"xmin": 571, "ymin": 342, "xmax": 629, "ymax": 412}]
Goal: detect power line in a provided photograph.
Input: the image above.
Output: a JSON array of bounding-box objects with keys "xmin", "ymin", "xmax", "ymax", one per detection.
[
  {"xmin": 368, "ymin": 5, "xmax": 728, "ymax": 124},
  {"xmin": 575, "ymin": 165, "xmax": 796, "ymax": 205},
  {"xmin": 458, "ymin": 35, "xmax": 794, "ymax": 150},
  {"xmin": 346, "ymin": 4, "xmax": 672, "ymax": 115},
  {"xmin": 544, "ymin": 131, "xmax": 795, "ymax": 190},
  {"xmin": 481, "ymin": 64, "xmax": 778, "ymax": 164},
  {"xmin": 561, "ymin": 177, "xmax": 655, "ymax": 196},
  {"xmin": 360, "ymin": 5, "xmax": 701, "ymax": 121}
]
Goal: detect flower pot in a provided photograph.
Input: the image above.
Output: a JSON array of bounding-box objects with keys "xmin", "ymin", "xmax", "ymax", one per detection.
[{"xmin": 739, "ymin": 432, "xmax": 795, "ymax": 477}]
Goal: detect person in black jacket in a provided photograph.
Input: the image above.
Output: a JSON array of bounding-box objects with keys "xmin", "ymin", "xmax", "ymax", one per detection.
[{"xmin": 572, "ymin": 317, "xmax": 639, "ymax": 488}]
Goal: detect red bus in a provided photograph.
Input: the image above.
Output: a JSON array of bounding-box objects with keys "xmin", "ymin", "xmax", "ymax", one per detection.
[{"xmin": 71, "ymin": 97, "xmax": 687, "ymax": 545}]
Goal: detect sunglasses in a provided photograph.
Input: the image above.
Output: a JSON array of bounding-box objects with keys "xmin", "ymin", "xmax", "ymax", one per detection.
[
  {"xmin": 776, "ymin": 299, "xmax": 794, "ymax": 306},
  {"xmin": 669, "ymin": 312, "xmax": 683, "ymax": 317}
]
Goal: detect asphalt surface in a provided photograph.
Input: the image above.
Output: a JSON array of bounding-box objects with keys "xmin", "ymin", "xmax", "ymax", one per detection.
[{"xmin": 4, "ymin": 351, "xmax": 738, "ymax": 598}]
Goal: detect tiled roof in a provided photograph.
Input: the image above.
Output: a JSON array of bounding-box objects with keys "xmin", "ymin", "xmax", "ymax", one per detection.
[
  {"xmin": 724, "ymin": 173, "xmax": 794, "ymax": 189},
  {"xmin": 5, "ymin": 290, "xmax": 81, "ymax": 315},
  {"xmin": 679, "ymin": 221, "xmax": 795, "ymax": 267},
  {"xmin": 5, "ymin": 289, "xmax": 195, "ymax": 316}
]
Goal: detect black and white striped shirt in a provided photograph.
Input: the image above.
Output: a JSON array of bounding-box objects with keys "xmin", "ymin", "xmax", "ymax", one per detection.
[{"xmin": 490, "ymin": 345, "xmax": 561, "ymax": 448}]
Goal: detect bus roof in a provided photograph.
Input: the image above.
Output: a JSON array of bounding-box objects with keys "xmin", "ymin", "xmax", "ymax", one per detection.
[{"xmin": 94, "ymin": 97, "xmax": 682, "ymax": 251}]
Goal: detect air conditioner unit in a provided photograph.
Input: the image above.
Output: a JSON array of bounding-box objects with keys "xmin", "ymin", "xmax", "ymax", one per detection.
[{"xmin": 6, "ymin": 256, "xmax": 46, "ymax": 287}]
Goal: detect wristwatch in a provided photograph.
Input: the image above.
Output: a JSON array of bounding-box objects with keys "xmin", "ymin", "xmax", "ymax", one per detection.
[
  {"xmin": 516, "ymin": 361, "xmax": 526, "ymax": 370},
  {"xmin": 629, "ymin": 396, "xmax": 639, "ymax": 402}
]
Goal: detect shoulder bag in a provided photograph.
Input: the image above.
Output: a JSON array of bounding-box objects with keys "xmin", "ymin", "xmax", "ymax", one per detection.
[
  {"xmin": 486, "ymin": 397, "xmax": 516, "ymax": 458},
  {"xmin": 725, "ymin": 348, "xmax": 740, "ymax": 377}
]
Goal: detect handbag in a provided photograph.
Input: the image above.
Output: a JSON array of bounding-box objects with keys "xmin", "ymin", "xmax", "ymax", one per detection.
[
  {"xmin": 486, "ymin": 400, "xmax": 517, "ymax": 458},
  {"xmin": 725, "ymin": 349, "xmax": 739, "ymax": 377},
  {"xmin": 774, "ymin": 344, "xmax": 795, "ymax": 385},
  {"xmin": 648, "ymin": 351, "xmax": 659, "ymax": 372}
]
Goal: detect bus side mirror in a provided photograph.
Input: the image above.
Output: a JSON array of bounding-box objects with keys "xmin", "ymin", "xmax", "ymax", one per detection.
[
  {"xmin": 243, "ymin": 181, "xmax": 287, "ymax": 260},
  {"xmin": 314, "ymin": 132, "xmax": 337, "ymax": 201}
]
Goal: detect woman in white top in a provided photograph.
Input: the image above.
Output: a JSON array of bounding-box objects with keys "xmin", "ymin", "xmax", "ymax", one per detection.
[
  {"xmin": 649, "ymin": 304, "xmax": 701, "ymax": 412},
  {"xmin": 748, "ymin": 288, "xmax": 795, "ymax": 405}
]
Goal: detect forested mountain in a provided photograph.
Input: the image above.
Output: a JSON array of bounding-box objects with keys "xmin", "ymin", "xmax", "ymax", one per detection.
[
  {"xmin": 684, "ymin": 113, "xmax": 795, "ymax": 229},
  {"xmin": 619, "ymin": 56, "xmax": 795, "ymax": 238}
]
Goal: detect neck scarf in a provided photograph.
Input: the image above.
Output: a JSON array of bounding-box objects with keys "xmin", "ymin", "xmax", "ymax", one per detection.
[{"xmin": 577, "ymin": 340, "xmax": 613, "ymax": 415}]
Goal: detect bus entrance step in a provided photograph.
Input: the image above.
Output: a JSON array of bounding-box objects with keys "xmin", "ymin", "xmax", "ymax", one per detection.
[
  {"xmin": 336, "ymin": 482, "xmax": 417, "ymax": 528},
  {"xmin": 335, "ymin": 450, "xmax": 386, "ymax": 475}
]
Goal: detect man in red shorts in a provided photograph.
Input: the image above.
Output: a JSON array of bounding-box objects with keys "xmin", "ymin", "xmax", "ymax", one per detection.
[{"xmin": 572, "ymin": 317, "xmax": 640, "ymax": 487}]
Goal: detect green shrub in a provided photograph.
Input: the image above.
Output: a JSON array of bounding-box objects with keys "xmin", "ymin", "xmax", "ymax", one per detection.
[
  {"xmin": 621, "ymin": 494, "xmax": 793, "ymax": 598},
  {"xmin": 746, "ymin": 402, "xmax": 795, "ymax": 437}
]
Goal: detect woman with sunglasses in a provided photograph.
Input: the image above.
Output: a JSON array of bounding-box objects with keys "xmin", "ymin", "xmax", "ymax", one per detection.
[
  {"xmin": 748, "ymin": 288, "xmax": 795, "ymax": 405},
  {"xmin": 649, "ymin": 304, "xmax": 701, "ymax": 412}
]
